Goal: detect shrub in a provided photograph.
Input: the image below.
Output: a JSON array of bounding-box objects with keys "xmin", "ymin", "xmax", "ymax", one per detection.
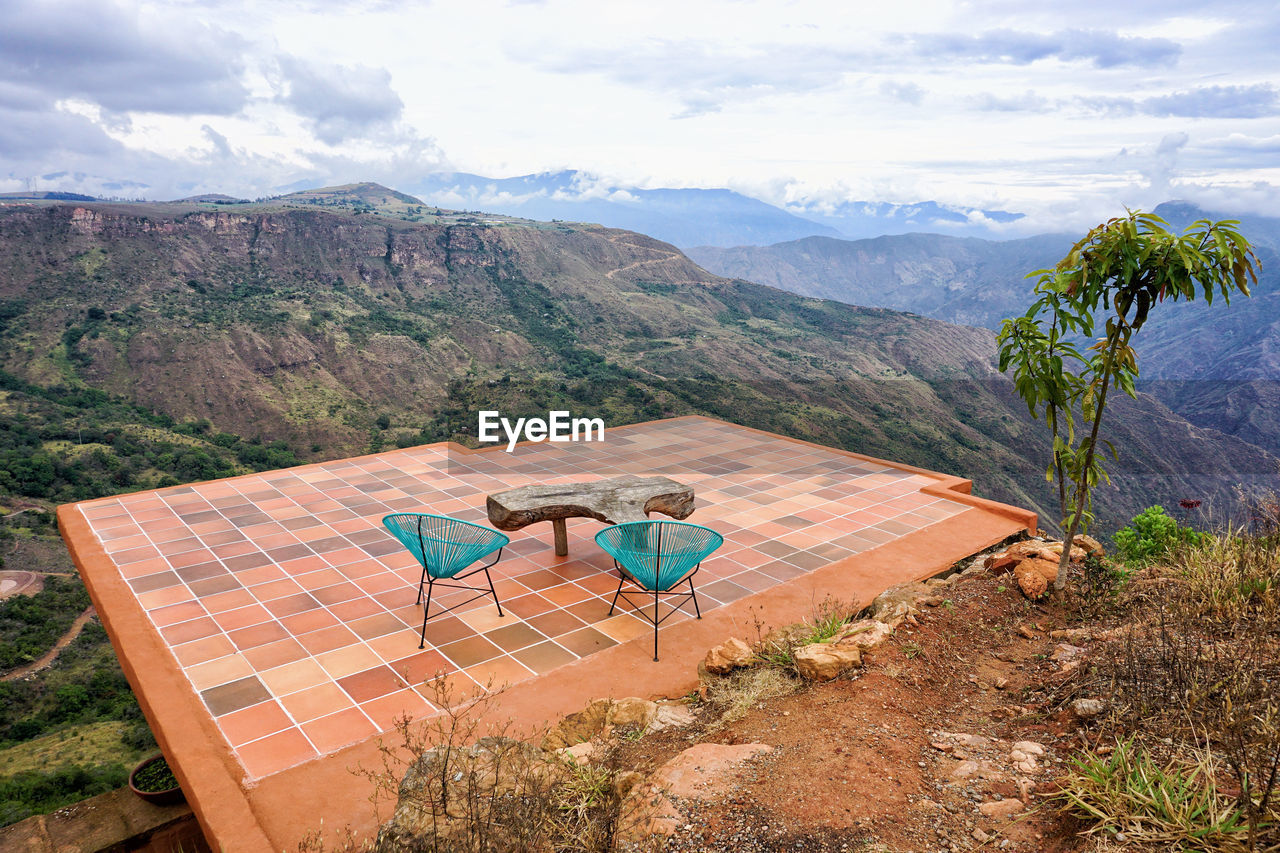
[{"xmin": 1113, "ymin": 506, "xmax": 1205, "ymax": 565}]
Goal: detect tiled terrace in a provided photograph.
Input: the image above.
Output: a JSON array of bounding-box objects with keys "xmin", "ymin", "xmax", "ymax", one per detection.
[{"xmin": 60, "ymin": 416, "xmax": 1035, "ymax": 851}]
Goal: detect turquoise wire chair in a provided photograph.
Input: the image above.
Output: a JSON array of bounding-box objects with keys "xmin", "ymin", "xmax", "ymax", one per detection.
[
  {"xmin": 382, "ymin": 513, "xmax": 509, "ymax": 649},
  {"xmin": 594, "ymin": 520, "xmax": 723, "ymax": 661}
]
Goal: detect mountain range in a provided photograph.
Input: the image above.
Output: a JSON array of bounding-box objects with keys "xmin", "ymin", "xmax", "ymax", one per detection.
[
  {"xmin": 0, "ymin": 188, "xmax": 1272, "ymax": 532},
  {"xmin": 406, "ymin": 170, "xmax": 1025, "ymax": 248},
  {"xmin": 689, "ymin": 202, "xmax": 1280, "ymax": 458}
]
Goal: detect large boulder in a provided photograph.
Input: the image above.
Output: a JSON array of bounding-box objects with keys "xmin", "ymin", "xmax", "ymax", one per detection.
[
  {"xmin": 794, "ymin": 642, "xmax": 862, "ymax": 681},
  {"xmin": 702, "ymin": 637, "xmax": 754, "ymax": 675},
  {"xmin": 375, "ymin": 737, "xmax": 550, "ymax": 852},
  {"xmin": 617, "ymin": 743, "xmax": 772, "ymax": 845}
]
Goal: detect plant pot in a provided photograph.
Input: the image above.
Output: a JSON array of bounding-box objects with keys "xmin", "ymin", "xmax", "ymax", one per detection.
[{"xmin": 128, "ymin": 753, "xmax": 185, "ymax": 806}]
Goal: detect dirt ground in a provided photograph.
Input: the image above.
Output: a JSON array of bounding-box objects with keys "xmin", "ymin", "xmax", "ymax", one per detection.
[{"xmin": 611, "ymin": 566, "xmax": 1097, "ymax": 853}]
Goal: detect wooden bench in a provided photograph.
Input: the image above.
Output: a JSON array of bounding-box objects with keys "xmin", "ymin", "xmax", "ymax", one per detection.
[{"xmin": 486, "ymin": 475, "xmax": 695, "ymax": 556}]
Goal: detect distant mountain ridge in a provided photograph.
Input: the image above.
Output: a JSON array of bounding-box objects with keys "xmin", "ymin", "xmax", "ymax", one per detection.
[
  {"xmin": 408, "ymin": 170, "xmax": 1025, "ymax": 248},
  {"xmin": 689, "ymin": 201, "xmax": 1280, "ymax": 457}
]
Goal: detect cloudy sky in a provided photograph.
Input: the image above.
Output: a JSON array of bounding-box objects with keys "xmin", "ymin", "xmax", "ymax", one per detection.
[{"xmin": 1, "ymin": 0, "xmax": 1278, "ymax": 230}]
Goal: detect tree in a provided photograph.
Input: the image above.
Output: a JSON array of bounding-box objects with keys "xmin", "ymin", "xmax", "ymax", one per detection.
[{"xmin": 997, "ymin": 211, "xmax": 1259, "ymax": 591}]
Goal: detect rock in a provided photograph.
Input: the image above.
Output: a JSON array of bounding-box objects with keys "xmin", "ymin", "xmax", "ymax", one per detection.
[
  {"xmin": 1072, "ymin": 698, "xmax": 1108, "ymax": 719},
  {"xmin": 560, "ymin": 742, "xmax": 599, "ymax": 765},
  {"xmin": 978, "ymin": 798, "xmax": 1025, "ymax": 820},
  {"xmin": 1073, "ymin": 534, "xmax": 1105, "ymax": 558},
  {"xmin": 1020, "ymin": 556, "xmax": 1060, "ymax": 582},
  {"xmin": 1013, "ymin": 741, "xmax": 1045, "ymax": 756},
  {"xmin": 377, "ymin": 737, "xmax": 549, "ymax": 850},
  {"xmin": 648, "ymin": 703, "xmax": 696, "ymax": 732},
  {"xmin": 973, "ymin": 827, "xmax": 992, "ymax": 842},
  {"xmin": 829, "ymin": 619, "xmax": 894, "ymax": 650},
  {"xmin": 984, "ymin": 552, "xmax": 1021, "ymax": 573},
  {"xmin": 613, "ymin": 770, "xmax": 644, "ymax": 800},
  {"xmin": 543, "ymin": 699, "xmax": 613, "ymax": 749},
  {"xmin": 868, "ymin": 582, "xmax": 933, "ymax": 626},
  {"xmin": 702, "ymin": 637, "xmax": 754, "ymax": 675},
  {"xmin": 794, "ymin": 642, "xmax": 862, "ymax": 681},
  {"xmin": 1052, "ymin": 542, "xmax": 1089, "ymax": 562},
  {"xmin": 616, "ymin": 781, "xmax": 684, "ymax": 843},
  {"xmin": 617, "ymin": 743, "xmax": 770, "ymax": 846},
  {"xmin": 1052, "ymin": 644, "xmax": 1087, "ymax": 662},
  {"xmin": 650, "ymin": 743, "xmax": 772, "ymax": 799},
  {"xmin": 1013, "ymin": 563, "xmax": 1048, "ymax": 599},
  {"xmin": 608, "ymin": 697, "xmax": 658, "ymax": 730}
]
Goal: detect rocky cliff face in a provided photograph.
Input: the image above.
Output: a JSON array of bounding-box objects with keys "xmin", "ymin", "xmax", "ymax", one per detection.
[{"xmin": 0, "ymin": 200, "xmax": 1273, "ymax": 530}]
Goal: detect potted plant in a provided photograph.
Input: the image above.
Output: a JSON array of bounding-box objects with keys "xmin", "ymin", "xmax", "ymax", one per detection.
[{"xmin": 128, "ymin": 753, "xmax": 184, "ymax": 806}]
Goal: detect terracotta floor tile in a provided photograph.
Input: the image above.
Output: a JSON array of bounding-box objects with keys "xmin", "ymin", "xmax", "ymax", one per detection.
[
  {"xmin": 171, "ymin": 633, "xmax": 236, "ymax": 667},
  {"xmin": 258, "ymin": 657, "xmax": 329, "ymax": 697},
  {"xmin": 438, "ymin": 634, "xmax": 502, "ymax": 669},
  {"xmin": 185, "ymin": 653, "xmax": 253, "ymax": 691},
  {"xmin": 361, "ymin": 688, "xmax": 433, "ymax": 732},
  {"xmin": 160, "ymin": 616, "xmax": 221, "ymax": 645},
  {"xmin": 540, "ymin": 583, "xmax": 593, "ymax": 608},
  {"xmin": 594, "ymin": 612, "xmax": 654, "ymax": 643},
  {"xmin": 201, "ymin": 675, "xmax": 271, "ymax": 716},
  {"xmin": 455, "ymin": 605, "xmax": 510, "ymax": 634},
  {"xmin": 212, "ymin": 603, "xmax": 273, "ymax": 633},
  {"xmin": 564, "ymin": 600, "xmax": 613, "ymax": 625},
  {"xmin": 417, "ymin": 615, "xmax": 473, "ymax": 647},
  {"xmin": 235, "ymin": 728, "xmax": 318, "ymax": 780},
  {"xmin": 264, "ymin": 592, "xmax": 322, "ymax": 618},
  {"xmin": 386, "ymin": 649, "xmax": 453, "ymax": 688},
  {"xmin": 228, "ymin": 620, "xmax": 289, "ymax": 650},
  {"xmin": 279, "ymin": 608, "xmax": 340, "ymax": 636},
  {"xmin": 348, "ymin": 611, "xmax": 410, "ymax": 641},
  {"xmin": 314, "ymin": 644, "xmax": 381, "ymax": 679},
  {"xmin": 525, "ymin": 609, "xmax": 586, "ymax": 638},
  {"xmin": 311, "ymin": 582, "xmax": 362, "ymax": 606},
  {"xmin": 464, "ymin": 654, "xmax": 533, "ymax": 691},
  {"xmin": 511, "ymin": 640, "xmax": 577, "ymax": 674},
  {"xmin": 218, "ymin": 699, "xmax": 292, "ymax": 747},
  {"xmin": 296, "ymin": 624, "xmax": 361, "ymax": 656},
  {"xmin": 200, "ymin": 587, "xmax": 257, "ymax": 614},
  {"xmin": 151, "ymin": 600, "xmax": 207, "ymax": 627},
  {"xmin": 338, "ymin": 665, "xmax": 402, "ymax": 703},
  {"xmin": 301, "ymin": 706, "xmax": 378, "ymax": 754},
  {"xmin": 278, "ymin": 681, "xmax": 354, "ymax": 723},
  {"xmin": 484, "ymin": 622, "xmax": 545, "ymax": 653},
  {"xmin": 557, "ymin": 627, "xmax": 617, "ymax": 658},
  {"xmin": 327, "ymin": 596, "xmax": 384, "ymax": 622},
  {"xmin": 137, "ymin": 585, "xmax": 196, "ymax": 610},
  {"xmin": 242, "ymin": 637, "xmax": 309, "ymax": 671}
]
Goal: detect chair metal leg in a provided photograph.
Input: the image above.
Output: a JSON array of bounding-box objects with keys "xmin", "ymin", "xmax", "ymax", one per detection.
[
  {"xmin": 608, "ymin": 574, "xmax": 625, "ymax": 616},
  {"xmin": 484, "ymin": 567, "xmax": 503, "ymax": 617},
  {"xmin": 416, "ymin": 565, "xmax": 428, "ymax": 605},
  {"xmin": 689, "ymin": 575, "xmax": 701, "ymax": 619},
  {"xmin": 653, "ymin": 588, "xmax": 660, "ymax": 661},
  {"xmin": 419, "ymin": 576, "xmax": 434, "ymax": 649}
]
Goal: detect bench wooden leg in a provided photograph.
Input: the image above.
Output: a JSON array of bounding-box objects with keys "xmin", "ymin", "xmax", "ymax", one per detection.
[{"xmin": 552, "ymin": 518, "xmax": 568, "ymax": 556}]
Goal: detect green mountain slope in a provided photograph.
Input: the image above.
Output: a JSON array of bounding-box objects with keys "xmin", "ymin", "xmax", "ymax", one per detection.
[{"xmin": 0, "ymin": 199, "xmax": 1272, "ymax": 530}]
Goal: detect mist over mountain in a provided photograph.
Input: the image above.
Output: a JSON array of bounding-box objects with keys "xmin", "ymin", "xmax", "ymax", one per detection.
[
  {"xmin": 408, "ymin": 171, "xmax": 1025, "ymax": 248},
  {"xmin": 0, "ymin": 193, "xmax": 1272, "ymax": 531}
]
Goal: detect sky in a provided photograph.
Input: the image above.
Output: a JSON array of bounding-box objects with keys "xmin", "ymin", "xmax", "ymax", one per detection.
[{"xmin": 1, "ymin": 0, "xmax": 1278, "ymax": 232}]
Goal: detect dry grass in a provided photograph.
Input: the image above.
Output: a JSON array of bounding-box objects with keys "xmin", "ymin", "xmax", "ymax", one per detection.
[
  {"xmin": 703, "ymin": 666, "xmax": 798, "ymax": 727},
  {"xmin": 1071, "ymin": 526, "xmax": 1280, "ymax": 852}
]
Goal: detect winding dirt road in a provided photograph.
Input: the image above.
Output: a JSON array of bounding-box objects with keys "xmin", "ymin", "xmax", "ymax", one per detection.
[{"xmin": 1, "ymin": 606, "xmax": 97, "ymax": 682}]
